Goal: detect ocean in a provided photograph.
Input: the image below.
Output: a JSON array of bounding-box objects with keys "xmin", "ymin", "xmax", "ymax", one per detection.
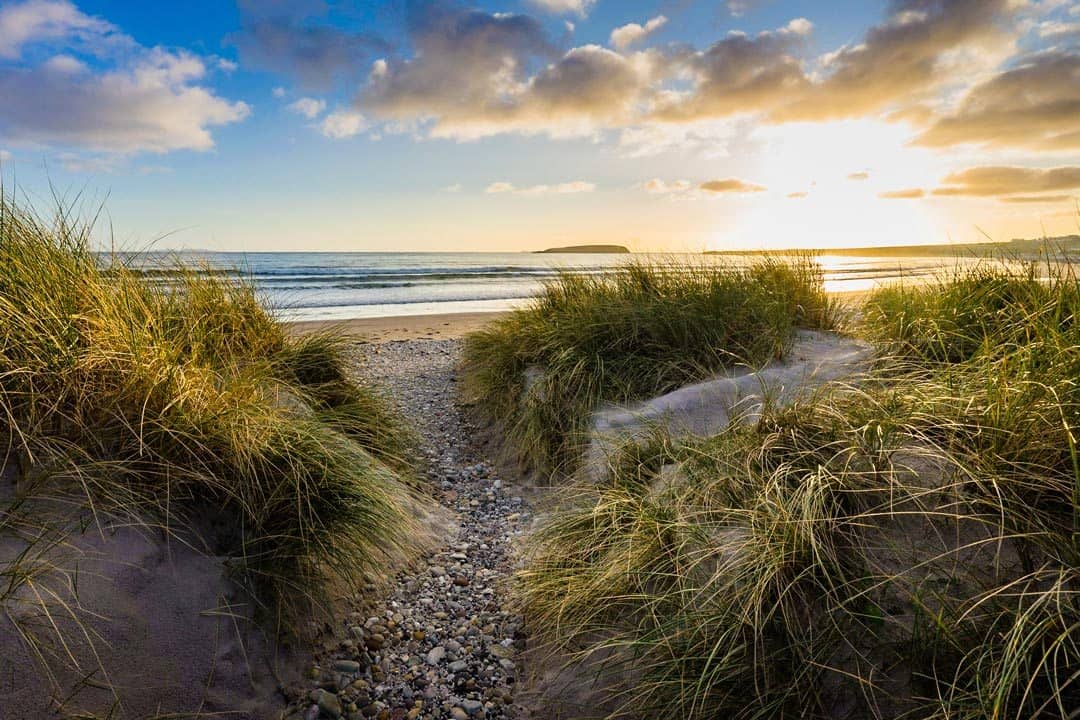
[{"xmin": 127, "ymin": 251, "xmax": 972, "ymax": 322}]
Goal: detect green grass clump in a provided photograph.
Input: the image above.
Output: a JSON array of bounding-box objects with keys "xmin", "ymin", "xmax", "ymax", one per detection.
[
  {"xmin": 860, "ymin": 261, "xmax": 1080, "ymax": 719},
  {"xmin": 521, "ymin": 391, "xmax": 1078, "ymax": 719},
  {"xmin": 0, "ymin": 196, "xmax": 425, "ymax": 622},
  {"xmin": 463, "ymin": 258, "xmax": 838, "ymax": 476},
  {"xmin": 520, "ymin": 394, "xmax": 912, "ymax": 718},
  {"xmin": 864, "ymin": 261, "xmax": 1080, "ymax": 535},
  {"xmin": 863, "ymin": 262, "xmax": 1068, "ymax": 364},
  {"xmin": 521, "ymin": 259, "xmax": 1080, "ymax": 719}
]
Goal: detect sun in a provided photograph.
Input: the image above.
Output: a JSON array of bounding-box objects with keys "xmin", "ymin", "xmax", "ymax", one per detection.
[{"xmin": 714, "ymin": 119, "xmax": 955, "ymax": 250}]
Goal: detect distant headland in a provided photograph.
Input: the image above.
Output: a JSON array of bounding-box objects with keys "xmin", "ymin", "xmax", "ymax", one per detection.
[
  {"xmin": 535, "ymin": 244, "xmax": 630, "ymax": 254},
  {"xmin": 704, "ymin": 235, "xmax": 1080, "ymax": 258}
]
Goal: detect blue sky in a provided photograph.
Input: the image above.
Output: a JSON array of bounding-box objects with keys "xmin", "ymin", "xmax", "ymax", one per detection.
[{"xmin": 0, "ymin": 0, "xmax": 1077, "ymax": 252}]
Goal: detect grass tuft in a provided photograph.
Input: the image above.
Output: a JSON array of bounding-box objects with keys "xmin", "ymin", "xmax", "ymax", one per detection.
[
  {"xmin": 0, "ymin": 194, "xmax": 426, "ymax": 629},
  {"xmin": 519, "ymin": 258, "xmax": 1079, "ymax": 719},
  {"xmin": 462, "ymin": 257, "xmax": 838, "ymax": 477}
]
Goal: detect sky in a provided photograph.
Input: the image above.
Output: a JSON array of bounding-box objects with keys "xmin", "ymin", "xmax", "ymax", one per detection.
[{"xmin": 0, "ymin": 0, "xmax": 1077, "ymax": 252}]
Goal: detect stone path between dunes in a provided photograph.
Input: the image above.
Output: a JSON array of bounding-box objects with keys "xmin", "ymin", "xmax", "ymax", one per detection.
[
  {"xmin": 287, "ymin": 338, "xmax": 532, "ymax": 720},
  {"xmin": 281, "ymin": 330, "xmax": 873, "ymax": 720}
]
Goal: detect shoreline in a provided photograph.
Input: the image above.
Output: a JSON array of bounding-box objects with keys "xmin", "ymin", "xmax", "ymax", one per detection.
[
  {"xmin": 287, "ymin": 310, "xmax": 509, "ymax": 342},
  {"xmin": 285, "ymin": 290, "xmax": 870, "ymax": 342}
]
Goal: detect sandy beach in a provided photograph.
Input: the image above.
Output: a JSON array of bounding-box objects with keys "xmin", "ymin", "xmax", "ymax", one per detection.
[
  {"xmin": 287, "ymin": 289, "xmax": 872, "ymax": 343},
  {"xmin": 288, "ymin": 311, "xmax": 509, "ymax": 342}
]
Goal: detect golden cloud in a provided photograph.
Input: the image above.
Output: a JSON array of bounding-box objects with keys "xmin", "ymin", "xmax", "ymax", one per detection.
[
  {"xmin": 879, "ymin": 188, "xmax": 926, "ymax": 199},
  {"xmin": 699, "ymin": 178, "xmax": 767, "ymax": 193},
  {"xmin": 932, "ymin": 166, "xmax": 1080, "ymax": 196},
  {"xmin": 914, "ymin": 51, "xmax": 1080, "ymax": 151}
]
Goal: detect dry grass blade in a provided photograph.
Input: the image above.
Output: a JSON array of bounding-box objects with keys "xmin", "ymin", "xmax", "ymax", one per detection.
[
  {"xmin": 0, "ymin": 192, "xmax": 431, "ymax": 708},
  {"xmin": 518, "ymin": 257, "xmax": 1079, "ymax": 719},
  {"xmin": 463, "ymin": 256, "xmax": 839, "ymax": 478}
]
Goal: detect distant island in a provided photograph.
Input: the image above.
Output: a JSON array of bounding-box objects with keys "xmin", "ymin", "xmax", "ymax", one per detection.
[
  {"xmin": 536, "ymin": 244, "xmax": 630, "ymax": 254},
  {"xmin": 704, "ymin": 235, "xmax": 1080, "ymax": 258}
]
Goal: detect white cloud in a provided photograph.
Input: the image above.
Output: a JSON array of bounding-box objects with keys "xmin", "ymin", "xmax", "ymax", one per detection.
[
  {"xmin": 363, "ymin": 20, "xmax": 661, "ymax": 141},
  {"xmin": 57, "ymin": 151, "xmax": 121, "ymax": 173},
  {"xmin": 288, "ymin": 96, "xmax": 326, "ymax": 119},
  {"xmin": 326, "ymin": 2, "xmax": 1020, "ymax": 146},
  {"xmin": 641, "ymin": 178, "xmax": 691, "ymax": 194},
  {"xmin": 0, "ymin": 0, "xmax": 118, "ymax": 59},
  {"xmin": 485, "ymin": 180, "xmax": 595, "ymax": 195},
  {"xmin": 1023, "ymin": 0, "xmax": 1072, "ymax": 15},
  {"xmin": 529, "ymin": 180, "xmax": 595, "ymax": 195},
  {"xmin": 43, "ymin": 52, "xmax": 84, "ymax": 73},
  {"xmin": 636, "ymin": 176, "xmax": 766, "ymax": 197},
  {"xmin": 771, "ymin": 1, "xmax": 1015, "ymax": 122},
  {"xmin": 617, "ymin": 121, "xmax": 738, "ymax": 158},
  {"xmin": 272, "ymin": 86, "xmax": 286, "ymax": 98},
  {"xmin": 320, "ymin": 109, "xmax": 367, "ymax": 138},
  {"xmin": 0, "ymin": 49, "xmax": 249, "ymax": 153},
  {"xmin": 0, "ymin": 149, "xmax": 11, "ymax": 162},
  {"xmin": 55, "ymin": 152, "xmax": 167, "ymax": 175},
  {"xmin": 217, "ymin": 58, "xmax": 238, "ymax": 72},
  {"xmin": 528, "ymin": 0, "xmax": 595, "ymax": 17},
  {"xmin": 727, "ymin": 0, "xmax": 765, "ymax": 17},
  {"xmin": 783, "ymin": 17, "xmax": 813, "ymax": 36},
  {"xmin": 0, "ymin": 0, "xmax": 248, "ymax": 155},
  {"xmin": 1036, "ymin": 20, "xmax": 1080, "ymax": 37},
  {"xmin": 610, "ymin": 15, "xmax": 667, "ymax": 52},
  {"xmin": 440, "ymin": 183, "xmax": 463, "ymax": 193}
]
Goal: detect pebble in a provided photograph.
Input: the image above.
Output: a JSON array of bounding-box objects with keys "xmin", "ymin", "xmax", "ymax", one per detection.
[
  {"xmin": 311, "ymin": 689, "xmax": 343, "ymax": 718},
  {"xmin": 461, "ymin": 699, "xmax": 484, "ymax": 716},
  {"xmin": 283, "ymin": 339, "xmax": 531, "ymax": 720},
  {"xmin": 334, "ymin": 660, "xmax": 361, "ymax": 674}
]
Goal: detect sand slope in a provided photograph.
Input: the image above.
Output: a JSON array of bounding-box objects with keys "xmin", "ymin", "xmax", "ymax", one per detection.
[
  {"xmin": 0, "ymin": 514, "xmax": 292, "ymax": 719},
  {"xmin": 586, "ymin": 330, "xmax": 874, "ymax": 476}
]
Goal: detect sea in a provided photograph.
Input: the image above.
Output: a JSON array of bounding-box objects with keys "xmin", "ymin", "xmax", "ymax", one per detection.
[{"xmin": 125, "ymin": 251, "xmax": 988, "ymax": 322}]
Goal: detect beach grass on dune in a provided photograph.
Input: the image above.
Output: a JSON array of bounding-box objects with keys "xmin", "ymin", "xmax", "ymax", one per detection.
[
  {"xmin": 462, "ymin": 257, "xmax": 839, "ymax": 477},
  {"xmin": 864, "ymin": 260, "xmax": 1080, "ymax": 532},
  {"xmin": 860, "ymin": 263, "xmax": 1080, "ymax": 718},
  {"xmin": 862, "ymin": 260, "xmax": 1072, "ymax": 364},
  {"xmin": 519, "ymin": 259, "xmax": 1079, "ymax": 719},
  {"xmin": 0, "ymin": 196, "xmax": 425, "ymax": 629}
]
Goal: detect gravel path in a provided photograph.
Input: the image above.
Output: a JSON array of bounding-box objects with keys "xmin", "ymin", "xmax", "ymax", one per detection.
[{"xmin": 287, "ymin": 338, "xmax": 532, "ymax": 720}]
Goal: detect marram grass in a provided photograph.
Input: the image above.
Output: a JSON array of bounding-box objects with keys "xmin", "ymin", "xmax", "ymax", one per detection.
[
  {"xmin": 0, "ymin": 195, "xmax": 425, "ymax": 627},
  {"xmin": 519, "ymin": 259, "xmax": 1079, "ymax": 719},
  {"xmin": 462, "ymin": 257, "xmax": 839, "ymax": 477},
  {"xmin": 864, "ymin": 260, "xmax": 1080, "ymax": 536}
]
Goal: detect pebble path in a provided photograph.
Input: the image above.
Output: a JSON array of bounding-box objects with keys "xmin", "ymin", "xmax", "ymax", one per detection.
[{"xmin": 286, "ymin": 338, "xmax": 532, "ymax": 720}]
